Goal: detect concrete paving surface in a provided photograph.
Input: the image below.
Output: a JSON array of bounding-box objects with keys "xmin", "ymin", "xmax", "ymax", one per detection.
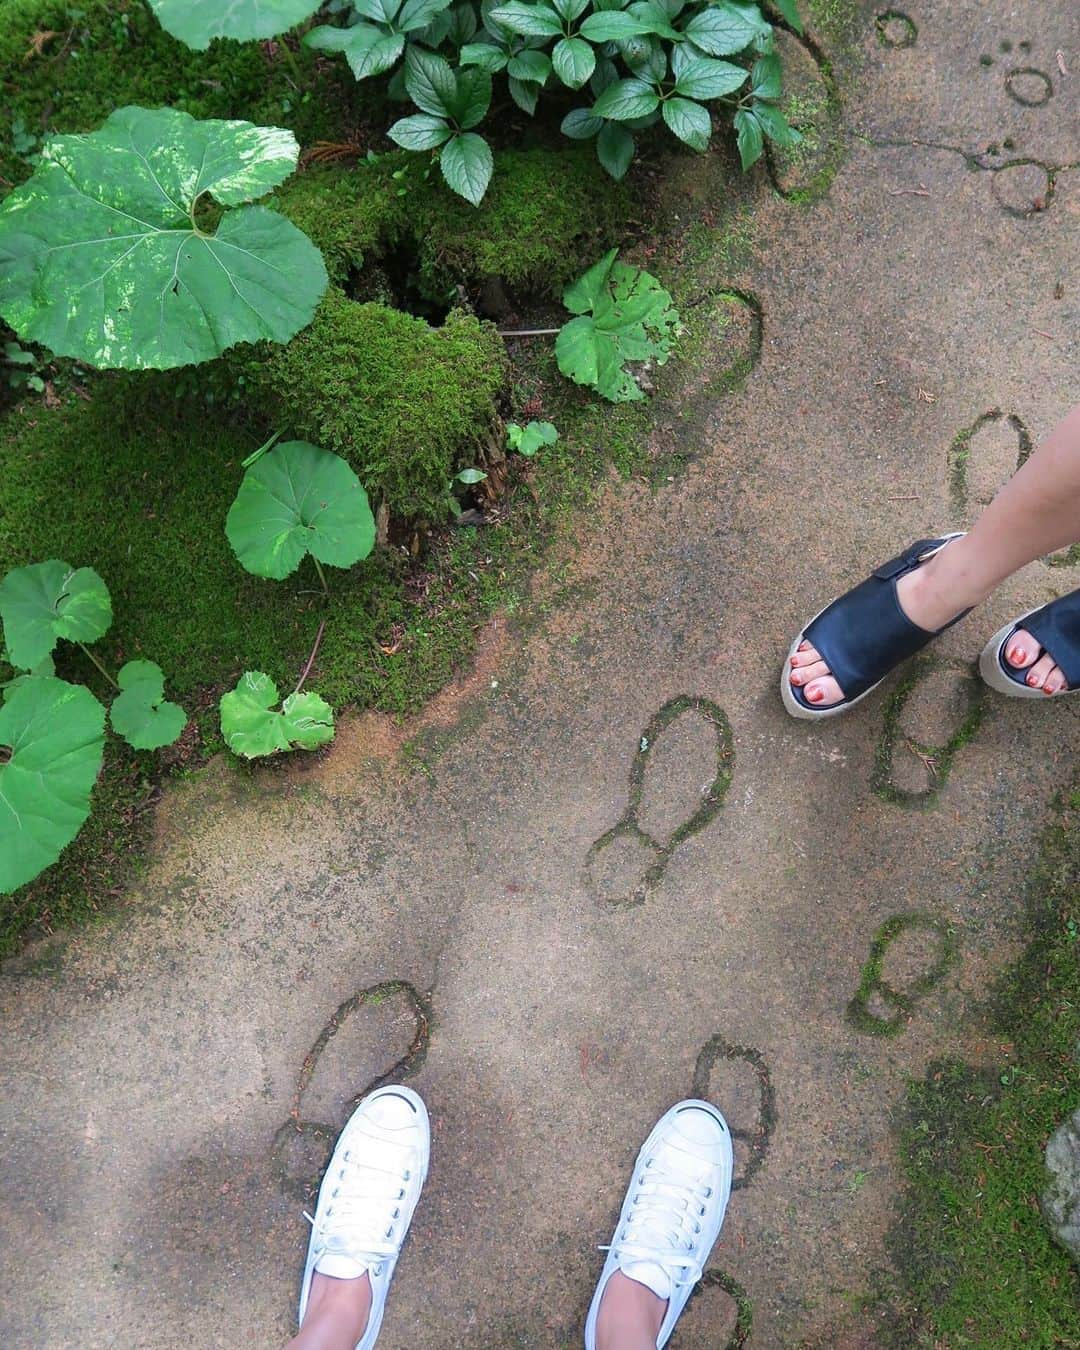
[{"xmin": 2, "ymin": 2, "xmax": 1079, "ymax": 1346}]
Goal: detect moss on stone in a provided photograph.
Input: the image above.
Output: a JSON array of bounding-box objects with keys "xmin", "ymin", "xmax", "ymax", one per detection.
[
  {"xmin": 247, "ymin": 288, "xmax": 508, "ymax": 522},
  {"xmin": 0, "ymin": 0, "xmax": 358, "ymax": 187},
  {"xmin": 272, "ymin": 147, "xmax": 631, "ymax": 301},
  {"xmin": 883, "ymin": 797, "xmax": 1080, "ymax": 1344}
]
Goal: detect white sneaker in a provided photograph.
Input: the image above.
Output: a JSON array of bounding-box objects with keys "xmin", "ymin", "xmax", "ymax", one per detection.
[
  {"xmin": 584, "ymin": 1100, "xmax": 734, "ymax": 1349},
  {"xmin": 298, "ymin": 1085, "xmax": 430, "ymax": 1350}
]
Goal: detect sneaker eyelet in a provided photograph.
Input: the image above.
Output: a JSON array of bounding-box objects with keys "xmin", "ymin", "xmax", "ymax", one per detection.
[
  {"xmin": 403, "ymin": 1170, "xmax": 411, "ymax": 1180},
  {"xmin": 704, "ymin": 1187, "xmax": 711, "ymax": 1197}
]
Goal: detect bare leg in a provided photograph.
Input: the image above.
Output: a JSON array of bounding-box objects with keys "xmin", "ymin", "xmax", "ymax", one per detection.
[
  {"xmin": 596, "ymin": 1271, "xmax": 666, "ymax": 1350},
  {"xmin": 287, "ymin": 1272, "xmax": 372, "ymax": 1350},
  {"xmin": 791, "ymin": 403, "xmax": 1080, "ymax": 704}
]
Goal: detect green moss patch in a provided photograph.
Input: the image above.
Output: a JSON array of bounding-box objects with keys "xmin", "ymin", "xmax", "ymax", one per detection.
[
  {"xmin": 272, "ymin": 149, "xmax": 632, "ymax": 303},
  {"xmin": 247, "ymin": 289, "xmax": 508, "ymax": 523},
  {"xmin": 0, "ymin": 0, "xmax": 359, "ymax": 188},
  {"xmin": 883, "ymin": 797, "xmax": 1080, "ymax": 1344}
]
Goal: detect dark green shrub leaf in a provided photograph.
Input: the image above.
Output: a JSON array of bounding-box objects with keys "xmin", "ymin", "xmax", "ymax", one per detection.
[
  {"xmin": 0, "ymin": 108, "xmax": 326, "ymax": 371},
  {"xmin": 592, "ymin": 77, "xmax": 660, "ymax": 119},
  {"xmin": 489, "ymin": 2, "xmax": 564, "ymax": 35},
  {"xmin": 305, "ymin": 24, "xmax": 406, "ymax": 79},
  {"xmin": 769, "ymin": 0, "xmax": 803, "ymax": 33},
  {"xmin": 556, "ymin": 249, "xmax": 679, "ymax": 401},
  {"xmin": 552, "ymin": 0, "xmax": 590, "ymax": 19},
  {"xmin": 226, "ymin": 440, "xmax": 376, "ymax": 580},
  {"xmin": 148, "ymin": 0, "xmax": 322, "ymax": 48},
  {"xmin": 751, "ymin": 52, "xmax": 782, "ymax": 97},
  {"xmin": 220, "ymin": 672, "xmax": 334, "ymax": 759},
  {"xmin": 404, "ymin": 46, "xmax": 459, "ymax": 116},
  {"xmin": 683, "ymin": 1, "xmax": 765, "ymax": 54},
  {"xmin": 109, "ymin": 660, "xmax": 187, "ymax": 752},
  {"xmin": 626, "ymin": 0, "xmax": 681, "ymax": 39},
  {"xmin": 561, "ymin": 107, "xmax": 604, "ymax": 138},
  {"xmin": 399, "ymin": 0, "xmax": 457, "ymax": 30},
  {"xmin": 596, "ymin": 121, "xmax": 636, "ymax": 178},
  {"xmin": 507, "ymin": 49, "xmax": 553, "ymax": 82},
  {"xmin": 447, "ymin": 67, "xmax": 495, "ymax": 125},
  {"xmin": 388, "ymin": 113, "xmax": 454, "ymax": 149},
  {"xmin": 440, "ymin": 132, "xmax": 494, "ymax": 204},
  {"xmin": 751, "ymin": 98, "xmax": 801, "ymax": 144},
  {"xmin": 509, "ymin": 76, "xmax": 541, "ymax": 113},
  {"xmin": 591, "ymin": 57, "xmax": 621, "ymax": 94},
  {"xmin": 0, "ymin": 676, "xmax": 106, "ymax": 894},
  {"xmin": 734, "ymin": 106, "xmax": 764, "ymax": 167},
  {"xmin": 662, "ymin": 95, "xmax": 711, "ymax": 150},
  {"xmin": 456, "ymin": 467, "xmax": 488, "ymax": 484},
  {"xmin": 0, "ymin": 561, "xmax": 112, "ymax": 671},
  {"xmin": 580, "ymin": 10, "xmax": 653, "ymax": 40},
  {"xmin": 552, "ymin": 37, "xmax": 596, "ymax": 87},
  {"xmin": 460, "ymin": 40, "xmax": 509, "ymax": 69},
  {"xmin": 674, "ymin": 55, "xmax": 747, "ymax": 98}
]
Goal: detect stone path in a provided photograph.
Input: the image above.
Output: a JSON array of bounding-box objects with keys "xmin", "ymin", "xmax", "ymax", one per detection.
[{"xmin": 3, "ymin": 5, "xmax": 1079, "ymax": 1346}]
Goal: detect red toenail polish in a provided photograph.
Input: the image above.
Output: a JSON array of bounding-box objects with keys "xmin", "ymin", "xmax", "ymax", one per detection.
[
  {"xmin": 809, "ymin": 689, "xmax": 822, "ymax": 701},
  {"xmin": 1028, "ymin": 676, "xmax": 1038, "ymax": 686},
  {"xmin": 792, "ymin": 674, "xmax": 802, "ymax": 685}
]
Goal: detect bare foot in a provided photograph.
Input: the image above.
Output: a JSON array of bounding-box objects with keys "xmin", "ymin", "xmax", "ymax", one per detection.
[
  {"xmin": 789, "ymin": 556, "xmax": 968, "ymax": 707},
  {"xmin": 1003, "ymin": 628, "xmax": 1070, "ymax": 694}
]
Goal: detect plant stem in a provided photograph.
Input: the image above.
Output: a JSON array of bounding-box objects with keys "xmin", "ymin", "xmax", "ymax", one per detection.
[
  {"xmin": 279, "ymin": 37, "xmax": 303, "ymax": 83},
  {"xmin": 312, "ymin": 556, "xmax": 329, "ymax": 596},
  {"xmin": 293, "ymin": 617, "xmax": 327, "ymax": 696},
  {"xmin": 497, "ymin": 327, "xmax": 561, "ymax": 337},
  {"xmin": 78, "ymin": 643, "xmax": 119, "ymax": 690}
]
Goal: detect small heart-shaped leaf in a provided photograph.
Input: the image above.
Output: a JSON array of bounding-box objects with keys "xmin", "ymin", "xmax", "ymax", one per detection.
[
  {"xmin": 110, "ymin": 660, "xmax": 187, "ymax": 751},
  {"xmin": 226, "ymin": 441, "xmax": 376, "ymax": 581},
  {"xmin": 220, "ymin": 671, "xmax": 335, "ymax": 759},
  {"xmin": 0, "ymin": 561, "xmax": 112, "ymax": 671},
  {"xmin": 0, "ymin": 676, "xmax": 106, "ymax": 894}
]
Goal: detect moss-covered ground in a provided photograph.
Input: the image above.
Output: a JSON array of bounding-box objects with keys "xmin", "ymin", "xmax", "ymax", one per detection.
[
  {"xmin": 0, "ymin": 0, "xmax": 852, "ymax": 954},
  {"xmin": 881, "ymin": 794, "xmax": 1080, "ymax": 1346}
]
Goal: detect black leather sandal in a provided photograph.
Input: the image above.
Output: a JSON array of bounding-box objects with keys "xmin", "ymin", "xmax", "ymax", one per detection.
[
  {"xmin": 979, "ymin": 592, "xmax": 1080, "ymax": 698},
  {"xmin": 781, "ymin": 533, "xmax": 969, "ymax": 720}
]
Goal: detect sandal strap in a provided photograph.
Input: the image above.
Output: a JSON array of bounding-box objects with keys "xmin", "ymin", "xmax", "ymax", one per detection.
[
  {"xmin": 802, "ymin": 537, "xmax": 963, "ymax": 705},
  {"xmin": 1012, "ymin": 593, "xmax": 1080, "ymax": 688}
]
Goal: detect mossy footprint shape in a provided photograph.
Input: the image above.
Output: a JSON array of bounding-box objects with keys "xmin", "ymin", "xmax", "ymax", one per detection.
[
  {"xmin": 676, "ymin": 1268, "xmax": 753, "ymax": 1349},
  {"xmin": 666, "ymin": 290, "xmax": 761, "ymax": 402},
  {"xmin": 872, "ymin": 656, "xmax": 984, "ymax": 807},
  {"xmin": 947, "ymin": 408, "xmax": 1032, "ymax": 522},
  {"xmin": 1005, "ymin": 66, "xmax": 1054, "ymax": 107},
  {"xmin": 847, "ymin": 912, "xmax": 958, "ymax": 1036},
  {"xmin": 875, "ymin": 9, "xmax": 917, "ymax": 48},
  {"xmin": 692, "ymin": 1035, "xmax": 776, "ymax": 1191},
  {"xmin": 991, "ymin": 160, "xmax": 1055, "ymax": 218},
  {"xmin": 586, "ymin": 696, "xmax": 734, "ymax": 907},
  {"xmin": 765, "ymin": 28, "xmax": 840, "ymax": 201},
  {"xmin": 271, "ymin": 979, "xmax": 431, "ymax": 1202}
]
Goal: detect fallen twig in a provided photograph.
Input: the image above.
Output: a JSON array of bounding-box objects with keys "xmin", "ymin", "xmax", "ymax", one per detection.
[
  {"xmin": 497, "ymin": 327, "xmax": 560, "ymax": 337},
  {"xmin": 888, "ymin": 184, "xmax": 931, "ymax": 197},
  {"xmin": 1057, "ymin": 49, "xmax": 1069, "ymax": 77}
]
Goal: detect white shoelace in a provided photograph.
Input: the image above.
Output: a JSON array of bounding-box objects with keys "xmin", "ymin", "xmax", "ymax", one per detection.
[
  {"xmin": 304, "ymin": 1145, "xmax": 412, "ymax": 1273},
  {"xmin": 602, "ymin": 1160, "xmax": 714, "ymax": 1288}
]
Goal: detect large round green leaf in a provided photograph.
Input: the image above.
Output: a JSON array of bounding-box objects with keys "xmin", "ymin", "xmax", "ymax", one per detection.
[
  {"xmin": 220, "ymin": 671, "xmax": 335, "ymax": 759},
  {"xmin": 0, "ymin": 677, "xmax": 106, "ymax": 894},
  {"xmin": 0, "ymin": 561, "xmax": 112, "ymax": 671},
  {"xmin": 110, "ymin": 660, "xmax": 187, "ymax": 751},
  {"xmin": 148, "ymin": 0, "xmax": 323, "ymax": 48},
  {"xmin": 226, "ymin": 441, "xmax": 376, "ymax": 581},
  {"xmin": 0, "ymin": 106, "xmax": 328, "ymax": 370}
]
